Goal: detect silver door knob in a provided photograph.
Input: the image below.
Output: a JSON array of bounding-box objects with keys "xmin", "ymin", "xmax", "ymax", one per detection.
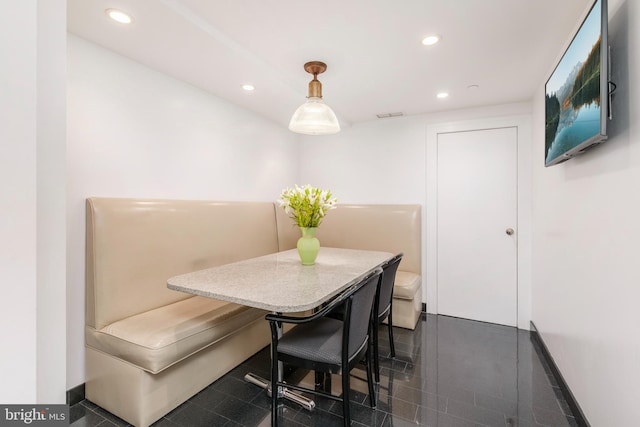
[{"xmin": 505, "ymin": 228, "xmax": 514, "ymax": 236}]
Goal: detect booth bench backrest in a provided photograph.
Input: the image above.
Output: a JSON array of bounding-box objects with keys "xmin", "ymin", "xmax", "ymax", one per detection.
[
  {"xmin": 276, "ymin": 204, "xmax": 421, "ymax": 275},
  {"xmin": 86, "ymin": 198, "xmax": 279, "ymax": 331}
]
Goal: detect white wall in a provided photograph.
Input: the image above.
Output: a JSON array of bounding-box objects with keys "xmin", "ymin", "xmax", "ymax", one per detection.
[
  {"xmin": 0, "ymin": 0, "xmax": 67, "ymax": 403},
  {"xmin": 66, "ymin": 35, "xmax": 299, "ymax": 388},
  {"xmin": 0, "ymin": 0, "xmax": 38, "ymax": 403},
  {"xmin": 298, "ymin": 115, "xmax": 427, "ymax": 204},
  {"xmin": 531, "ymin": 0, "xmax": 639, "ymax": 424},
  {"xmin": 298, "ymin": 103, "xmax": 531, "ymax": 204},
  {"xmin": 36, "ymin": 0, "xmax": 67, "ymax": 404}
]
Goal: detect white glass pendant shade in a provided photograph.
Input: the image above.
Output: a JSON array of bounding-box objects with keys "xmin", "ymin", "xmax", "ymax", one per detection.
[{"xmin": 288, "ymin": 97, "xmax": 340, "ymax": 135}]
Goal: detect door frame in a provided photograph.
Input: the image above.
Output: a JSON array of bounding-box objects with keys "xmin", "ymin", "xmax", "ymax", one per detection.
[{"xmin": 425, "ymin": 115, "xmax": 532, "ymax": 329}]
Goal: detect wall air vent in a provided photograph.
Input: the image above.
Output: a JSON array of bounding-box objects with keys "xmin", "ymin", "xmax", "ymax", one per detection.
[{"xmin": 376, "ymin": 112, "xmax": 404, "ymax": 119}]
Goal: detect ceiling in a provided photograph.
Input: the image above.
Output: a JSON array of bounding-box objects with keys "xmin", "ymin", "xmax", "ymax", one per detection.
[{"xmin": 67, "ymin": 0, "xmax": 592, "ymax": 129}]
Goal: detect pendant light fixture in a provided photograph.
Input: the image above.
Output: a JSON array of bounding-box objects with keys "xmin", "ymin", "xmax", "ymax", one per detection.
[{"xmin": 289, "ymin": 61, "xmax": 340, "ymax": 135}]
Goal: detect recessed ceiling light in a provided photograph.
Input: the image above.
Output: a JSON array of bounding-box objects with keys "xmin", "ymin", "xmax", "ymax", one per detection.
[
  {"xmin": 421, "ymin": 35, "xmax": 440, "ymax": 46},
  {"xmin": 437, "ymin": 92, "xmax": 449, "ymax": 99},
  {"xmin": 106, "ymin": 9, "xmax": 133, "ymax": 24},
  {"xmin": 242, "ymin": 84, "xmax": 255, "ymax": 91}
]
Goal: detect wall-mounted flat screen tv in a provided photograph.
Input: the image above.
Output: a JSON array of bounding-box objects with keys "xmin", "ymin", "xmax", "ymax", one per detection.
[{"xmin": 545, "ymin": 0, "xmax": 609, "ymax": 167}]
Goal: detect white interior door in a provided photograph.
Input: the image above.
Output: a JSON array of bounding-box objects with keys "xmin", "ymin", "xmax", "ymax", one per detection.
[{"xmin": 437, "ymin": 127, "xmax": 518, "ymax": 326}]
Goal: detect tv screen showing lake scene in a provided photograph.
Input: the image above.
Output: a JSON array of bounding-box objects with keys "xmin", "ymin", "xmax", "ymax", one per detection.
[{"xmin": 545, "ymin": 0, "xmax": 603, "ymax": 166}]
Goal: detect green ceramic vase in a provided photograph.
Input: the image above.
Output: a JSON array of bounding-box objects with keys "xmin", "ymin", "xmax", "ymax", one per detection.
[{"xmin": 297, "ymin": 227, "xmax": 320, "ymax": 265}]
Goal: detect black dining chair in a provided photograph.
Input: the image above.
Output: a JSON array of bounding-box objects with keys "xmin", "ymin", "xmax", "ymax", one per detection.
[
  {"xmin": 327, "ymin": 253, "xmax": 404, "ymax": 383},
  {"xmin": 266, "ymin": 268, "xmax": 383, "ymax": 427},
  {"xmin": 372, "ymin": 253, "xmax": 403, "ymax": 383}
]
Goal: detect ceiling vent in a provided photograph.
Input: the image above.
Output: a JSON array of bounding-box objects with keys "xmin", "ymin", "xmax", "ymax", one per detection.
[{"xmin": 376, "ymin": 112, "xmax": 404, "ymax": 119}]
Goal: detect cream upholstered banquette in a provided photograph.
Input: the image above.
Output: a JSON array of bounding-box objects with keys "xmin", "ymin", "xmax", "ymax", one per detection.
[{"xmin": 85, "ymin": 198, "xmax": 422, "ymax": 426}]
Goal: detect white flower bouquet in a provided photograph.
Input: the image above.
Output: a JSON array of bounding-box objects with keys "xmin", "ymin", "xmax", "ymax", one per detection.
[{"xmin": 278, "ymin": 184, "xmax": 337, "ymax": 228}]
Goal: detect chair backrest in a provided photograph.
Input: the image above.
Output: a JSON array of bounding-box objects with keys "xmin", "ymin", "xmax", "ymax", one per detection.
[
  {"xmin": 377, "ymin": 253, "xmax": 404, "ymax": 319},
  {"xmin": 344, "ymin": 269, "xmax": 382, "ymax": 358}
]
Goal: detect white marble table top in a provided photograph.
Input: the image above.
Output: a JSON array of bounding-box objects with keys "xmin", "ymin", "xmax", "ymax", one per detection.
[{"xmin": 167, "ymin": 247, "xmax": 393, "ymax": 313}]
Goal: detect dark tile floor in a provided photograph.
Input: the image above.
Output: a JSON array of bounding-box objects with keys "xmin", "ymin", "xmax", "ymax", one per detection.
[{"xmin": 70, "ymin": 314, "xmax": 579, "ymax": 426}]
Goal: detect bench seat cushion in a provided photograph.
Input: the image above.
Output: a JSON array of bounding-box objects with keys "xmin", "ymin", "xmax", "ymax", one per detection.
[
  {"xmin": 86, "ymin": 296, "xmax": 267, "ymax": 374},
  {"xmin": 393, "ymin": 271, "xmax": 421, "ymax": 300}
]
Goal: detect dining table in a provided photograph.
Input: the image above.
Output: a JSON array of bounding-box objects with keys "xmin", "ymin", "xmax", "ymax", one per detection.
[{"xmin": 167, "ymin": 247, "xmax": 393, "ymax": 410}]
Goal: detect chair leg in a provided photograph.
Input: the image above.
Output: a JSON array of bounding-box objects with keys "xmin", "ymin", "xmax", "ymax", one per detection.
[
  {"xmin": 373, "ymin": 319, "xmax": 381, "ymax": 383},
  {"xmin": 388, "ymin": 310, "xmax": 396, "ymax": 358},
  {"xmin": 366, "ymin": 347, "xmax": 377, "ymax": 408},
  {"xmin": 342, "ymin": 368, "xmax": 351, "ymax": 427},
  {"xmin": 271, "ymin": 331, "xmax": 279, "ymax": 426}
]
